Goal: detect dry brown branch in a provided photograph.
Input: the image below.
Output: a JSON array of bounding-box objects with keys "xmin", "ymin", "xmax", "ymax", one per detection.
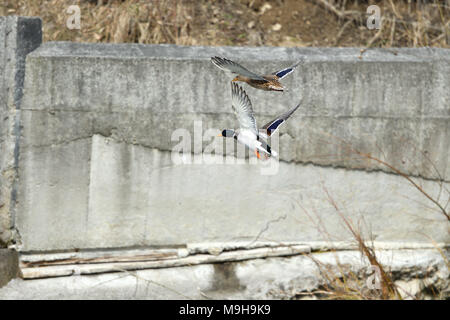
[
  {"xmin": 389, "ymin": 16, "xmax": 397, "ymax": 46},
  {"xmin": 367, "ymin": 17, "xmax": 385, "ymax": 47},
  {"xmin": 355, "ymin": 152, "xmax": 449, "ymax": 221},
  {"xmin": 322, "ymin": 186, "xmax": 402, "ymax": 299},
  {"xmin": 316, "ymin": 0, "xmax": 346, "ymax": 19},
  {"xmin": 334, "ymin": 19, "xmax": 353, "ymax": 45},
  {"xmin": 388, "ymin": 0, "xmax": 403, "ymax": 20}
]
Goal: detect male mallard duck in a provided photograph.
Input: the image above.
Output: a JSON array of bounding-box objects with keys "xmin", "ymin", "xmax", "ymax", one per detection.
[
  {"xmin": 211, "ymin": 56, "xmax": 302, "ymax": 92},
  {"xmin": 218, "ymin": 83, "xmax": 301, "ymax": 159}
]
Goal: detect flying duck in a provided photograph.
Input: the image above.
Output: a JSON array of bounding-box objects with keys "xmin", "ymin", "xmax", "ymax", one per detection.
[
  {"xmin": 218, "ymin": 83, "xmax": 301, "ymax": 159},
  {"xmin": 211, "ymin": 56, "xmax": 302, "ymax": 92}
]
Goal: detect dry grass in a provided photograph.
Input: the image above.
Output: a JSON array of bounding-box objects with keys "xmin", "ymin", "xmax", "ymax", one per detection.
[
  {"xmin": 313, "ymin": 139, "xmax": 449, "ymax": 299},
  {"xmin": 296, "ymin": 185, "xmax": 447, "ymax": 300},
  {"xmin": 322, "ymin": 187, "xmax": 402, "ymax": 299},
  {"xmin": 290, "ymin": 186, "xmax": 401, "ymax": 300},
  {"xmin": 0, "ymin": 0, "xmax": 259, "ymax": 46},
  {"xmin": 1, "ymin": 0, "xmax": 448, "ymax": 47},
  {"xmin": 316, "ymin": 0, "xmax": 449, "ymax": 48}
]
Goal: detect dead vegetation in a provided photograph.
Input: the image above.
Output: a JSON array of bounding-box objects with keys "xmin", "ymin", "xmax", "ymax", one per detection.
[
  {"xmin": 294, "ymin": 184, "xmax": 448, "ymax": 300},
  {"xmin": 315, "ymin": 0, "xmax": 449, "ymax": 47},
  {"xmin": 281, "ymin": 127, "xmax": 449, "ymax": 300},
  {"xmin": 1, "ymin": 0, "xmax": 448, "ymax": 47},
  {"xmin": 294, "ymin": 134, "xmax": 450, "ymax": 299},
  {"xmin": 320, "ymin": 188, "xmax": 401, "ymax": 299},
  {"xmin": 288, "ymin": 185, "xmax": 403, "ymax": 300}
]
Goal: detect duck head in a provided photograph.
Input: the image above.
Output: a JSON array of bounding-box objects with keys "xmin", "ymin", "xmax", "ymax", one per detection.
[{"xmin": 218, "ymin": 129, "xmax": 237, "ymax": 139}]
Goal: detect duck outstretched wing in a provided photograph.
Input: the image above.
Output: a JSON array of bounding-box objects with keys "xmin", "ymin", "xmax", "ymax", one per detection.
[
  {"xmin": 231, "ymin": 83, "xmax": 258, "ymax": 135},
  {"xmin": 271, "ymin": 59, "xmax": 304, "ymax": 79},
  {"xmin": 212, "ymin": 56, "xmax": 267, "ymax": 81},
  {"xmin": 261, "ymin": 102, "xmax": 301, "ymax": 137}
]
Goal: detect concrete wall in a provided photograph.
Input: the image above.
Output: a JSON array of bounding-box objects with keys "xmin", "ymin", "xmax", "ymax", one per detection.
[
  {"xmin": 19, "ymin": 43, "xmax": 450, "ymax": 178},
  {"xmin": 13, "ymin": 41, "xmax": 449, "ymax": 251},
  {"xmin": 0, "ymin": 16, "xmax": 42, "ymax": 247},
  {"xmin": 0, "ymin": 17, "xmax": 448, "ymax": 254}
]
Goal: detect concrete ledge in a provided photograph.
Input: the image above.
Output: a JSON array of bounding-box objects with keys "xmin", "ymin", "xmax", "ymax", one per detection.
[
  {"xmin": 17, "ymin": 241, "xmax": 448, "ymax": 279},
  {"xmin": 0, "ymin": 249, "xmax": 19, "ymax": 288},
  {"xmin": 1, "ymin": 248, "xmax": 448, "ymax": 299}
]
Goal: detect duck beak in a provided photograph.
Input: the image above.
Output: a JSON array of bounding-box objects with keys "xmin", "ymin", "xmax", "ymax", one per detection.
[{"xmin": 217, "ymin": 133, "xmax": 223, "ymax": 137}]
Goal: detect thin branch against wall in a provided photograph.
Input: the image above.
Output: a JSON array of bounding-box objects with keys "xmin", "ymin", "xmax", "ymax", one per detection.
[
  {"xmin": 329, "ymin": 135, "xmax": 450, "ymax": 221},
  {"xmin": 353, "ymin": 150, "xmax": 449, "ymax": 221}
]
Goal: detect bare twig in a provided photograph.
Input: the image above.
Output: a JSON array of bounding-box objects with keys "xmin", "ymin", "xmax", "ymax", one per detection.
[
  {"xmin": 389, "ymin": 16, "xmax": 397, "ymax": 46},
  {"xmin": 354, "ymin": 152, "xmax": 449, "ymax": 221},
  {"xmin": 323, "ymin": 186, "xmax": 402, "ymax": 299},
  {"xmin": 329, "ymin": 135, "xmax": 450, "ymax": 221},
  {"xmin": 316, "ymin": 0, "xmax": 346, "ymax": 19},
  {"xmin": 334, "ymin": 19, "xmax": 353, "ymax": 45}
]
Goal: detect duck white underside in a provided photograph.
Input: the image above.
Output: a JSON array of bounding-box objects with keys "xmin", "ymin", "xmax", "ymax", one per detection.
[{"xmin": 237, "ymin": 129, "xmax": 277, "ymax": 157}]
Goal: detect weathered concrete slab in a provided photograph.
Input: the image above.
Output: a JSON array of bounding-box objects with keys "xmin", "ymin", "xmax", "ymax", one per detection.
[
  {"xmin": 17, "ymin": 137, "xmax": 91, "ymax": 250},
  {"xmin": 0, "ymin": 249, "xmax": 447, "ymax": 299},
  {"xmin": 16, "ymin": 135, "xmax": 449, "ymax": 251},
  {"xmin": 0, "ymin": 249, "xmax": 19, "ymax": 288},
  {"xmin": 0, "ymin": 16, "xmax": 42, "ymax": 247},
  {"xmin": 16, "ymin": 242, "xmax": 446, "ymax": 279}
]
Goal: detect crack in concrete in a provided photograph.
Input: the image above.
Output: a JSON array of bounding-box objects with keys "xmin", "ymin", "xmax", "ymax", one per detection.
[
  {"xmin": 20, "ymin": 133, "xmax": 450, "ymax": 185},
  {"xmin": 246, "ymin": 215, "xmax": 288, "ymax": 247},
  {"xmin": 20, "ymin": 108, "xmax": 450, "ymax": 120},
  {"xmin": 284, "ymin": 158, "xmax": 450, "ymax": 184}
]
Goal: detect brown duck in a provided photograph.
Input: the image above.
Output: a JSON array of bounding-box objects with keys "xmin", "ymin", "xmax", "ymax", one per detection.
[{"xmin": 211, "ymin": 56, "xmax": 302, "ymax": 92}]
